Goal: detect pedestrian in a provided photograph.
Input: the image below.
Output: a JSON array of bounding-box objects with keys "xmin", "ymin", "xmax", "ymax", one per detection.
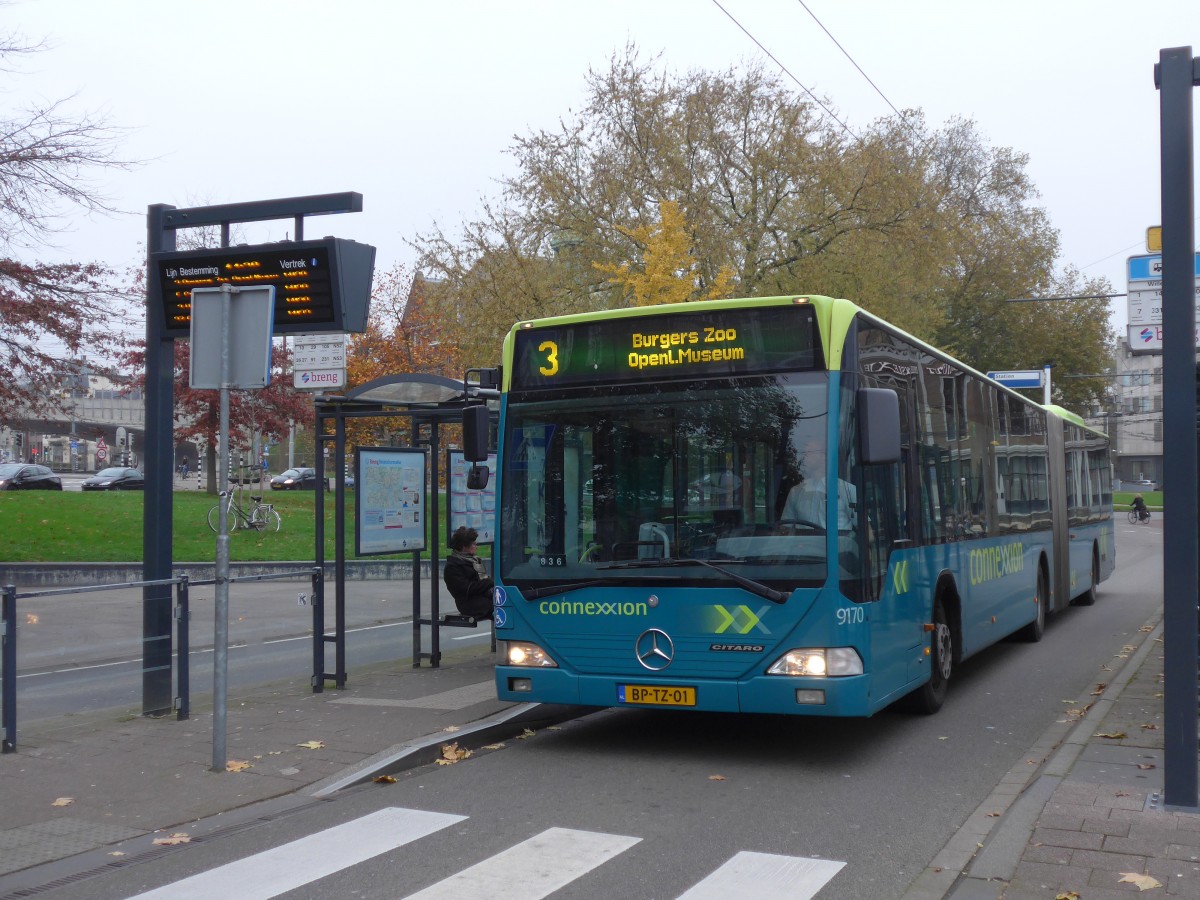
[
  {"xmin": 181, "ymin": 461, "xmax": 189, "ymax": 480},
  {"xmin": 443, "ymin": 526, "xmax": 495, "ymax": 619}
]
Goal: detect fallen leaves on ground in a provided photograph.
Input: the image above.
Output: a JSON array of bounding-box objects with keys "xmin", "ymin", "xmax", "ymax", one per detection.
[
  {"xmin": 1055, "ymin": 892, "xmax": 1081, "ymax": 900},
  {"xmin": 108, "ymin": 851, "xmax": 125, "ymax": 857},
  {"xmin": 153, "ymin": 833, "xmax": 191, "ymax": 846},
  {"xmin": 1138, "ymin": 763, "xmax": 1157, "ymax": 770},
  {"xmin": 51, "ymin": 797, "xmax": 74, "ymax": 807},
  {"xmin": 1091, "ymin": 683, "xmax": 1108, "ymax": 696},
  {"xmin": 482, "ymin": 743, "xmax": 505, "ymax": 751},
  {"xmin": 1140, "ymin": 723, "xmax": 1159, "ymax": 730},
  {"xmin": 436, "ymin": 742, "xmax": 472, "ymax": 765},
  {"xmin": 225, "ymin": 760, "xmax": 252, "ymax": 772},
  {"xmin": 1118, "ymin": 871, "xmax": 1162, "ymax": 891},
  {"xmin": 373, "ymin": 775, "xmax": 397, "ymax": 784},
  {"xmin": 25, "ymin": 614, "xmax": 38, "ymax": 625},
  {"xmin": 1095, "ymin": 732, "xmax": 1128, "ymax": 740},
  {"xmin": 516, "ymin": 728, "xmax": 536, "ymax": 740},
  {"xmin": 296, "ymin": 740, "xmax": 325, "ymax": 750},
  {"xmin": 708, "ymin": 774, "xmax": 726, "ymax": 781},
  {"xmin": 442, "ymin": 725, "xmax": 460, "ymax": 733}
]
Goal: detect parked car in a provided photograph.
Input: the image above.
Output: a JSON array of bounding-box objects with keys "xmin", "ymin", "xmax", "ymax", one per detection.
[
  {"xmin": 81, "ymin": 466, "xmax": 145, "ymax": 491},
  {"xmin": 0, "ymin": 463, "xmax": 63, "ymax": 491},
  {"xmin": 270, "ymin": 467, "xmax": 318, "ymax": 490},
  {"xmin": 1130, "ymin": 479, "xmax": 1159, "ymax": 491}
]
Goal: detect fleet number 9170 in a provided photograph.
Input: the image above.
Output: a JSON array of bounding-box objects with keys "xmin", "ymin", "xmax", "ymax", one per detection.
[{"xmin": 836, "ymin": 606, "xmax": 865, "ymax": 625}]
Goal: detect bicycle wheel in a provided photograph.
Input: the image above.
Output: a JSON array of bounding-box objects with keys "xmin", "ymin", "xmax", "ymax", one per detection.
[
  {"xmin": 208, "ymin": 503, "xmax": 238, "ymax": 532},
  {"xmin": 1127, "ymin": 510, "xmax": 1138, "ymax": 524},
  {"xmin": 249, "ymin": 506, "xmax": 282, "ymax": 532}
]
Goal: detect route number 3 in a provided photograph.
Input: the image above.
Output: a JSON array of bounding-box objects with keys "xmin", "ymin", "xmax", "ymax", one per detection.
[{"xmin": 538, "ymin": 340, "xmax": 559, "ymax": 376}]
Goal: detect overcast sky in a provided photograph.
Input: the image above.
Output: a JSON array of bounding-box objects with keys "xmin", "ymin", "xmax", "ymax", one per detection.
[{"xmin": 7, "ymin": 0, "xmax": 1198, "ymax": 341}]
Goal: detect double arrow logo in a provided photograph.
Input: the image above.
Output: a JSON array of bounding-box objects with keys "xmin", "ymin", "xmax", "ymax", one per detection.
[
  {"xmin": 892, "ymin": 560, "xmax": 911, "ymax": 595},
  {"xmin": 711, "ymin": 604, "xmax": 771, "ymax": 635}
]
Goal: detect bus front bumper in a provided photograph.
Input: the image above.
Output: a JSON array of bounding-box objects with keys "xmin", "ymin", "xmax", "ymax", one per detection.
[{"xmin": 496, "ymin": 667, "xmax": 875, "ymax": 717}]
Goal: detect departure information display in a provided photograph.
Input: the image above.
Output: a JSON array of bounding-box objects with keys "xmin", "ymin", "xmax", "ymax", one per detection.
[{"xmin": 152, "ymin": 237, "xmax": 375, "ymax": 337}]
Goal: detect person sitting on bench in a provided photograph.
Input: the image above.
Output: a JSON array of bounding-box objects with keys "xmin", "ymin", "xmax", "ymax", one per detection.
[{"xmin": 444, "ymin": 526, "xmax": 495, "ymax": 619}]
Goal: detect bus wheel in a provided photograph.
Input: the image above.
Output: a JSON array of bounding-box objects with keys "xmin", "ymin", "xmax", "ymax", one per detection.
[
  {"xmin": 906, "ymin": 596, "xmax": 953, "ymax": 714},
  {"xmin": 1016, "ymin": 565, "xmax": 1047, "ymax": 642},
  {"xmin": 1073, "ymin": 549, "xmax": 1099, "ymax": 607}
]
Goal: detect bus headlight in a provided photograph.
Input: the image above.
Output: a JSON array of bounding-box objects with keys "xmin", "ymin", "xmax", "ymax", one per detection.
[
  {"xmin": 505, "ymin": 641, "xmax": 558, "ymax": 668},
  {"xmin": 767, "ymin": 648, "xmax": 863, "ymax": 677}
]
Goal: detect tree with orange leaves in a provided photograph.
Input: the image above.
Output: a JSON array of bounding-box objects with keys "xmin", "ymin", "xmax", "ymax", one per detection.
[{"xmin": 344, "ymin": 265, "xmax": 464, "ymax": 449}]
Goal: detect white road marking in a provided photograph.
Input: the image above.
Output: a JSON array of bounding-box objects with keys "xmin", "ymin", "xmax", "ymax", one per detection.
[
  {"xmin": 677, "ymin": 851, "xmax": 845, "ymax": 899},
  {"xmin": 403, "ymin": 827, "xmax": 641, "ymax": 899},
  {"xmin": 124, "ymin": 807, "xmax": 464, "ymax": 900}
]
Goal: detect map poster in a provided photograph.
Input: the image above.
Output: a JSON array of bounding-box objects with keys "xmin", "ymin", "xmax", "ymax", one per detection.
[
  {"xmin": 355, "ymin": 448, "xmax": 427, "ymax": 556},
  {"xmin": 446, "ymin": 450, "xmax": 498, "ymax": 545}
]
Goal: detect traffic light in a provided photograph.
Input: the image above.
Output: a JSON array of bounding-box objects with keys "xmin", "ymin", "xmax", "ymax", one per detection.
[{"xmin": 14, "ymin": 433, "xmax": 22, "ymax": 448}]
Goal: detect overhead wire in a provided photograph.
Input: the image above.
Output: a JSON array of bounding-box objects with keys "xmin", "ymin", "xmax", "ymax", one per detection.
[
  {"xmin": 708, "ymin": 0, "xmax": 859, "ymax": 141},
  {"xmin": 794, "ymin": 0, "xmax": 911, "ymax": 128}
]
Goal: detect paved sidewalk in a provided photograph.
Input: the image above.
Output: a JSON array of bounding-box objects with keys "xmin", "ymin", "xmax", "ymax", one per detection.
[
  {"xmin": 0, "ymin": 642, "xmax": 555, "ymax": 896},
  {"xmin": 2, "ymin": 606, "xmax": 1195, "ymax": 899},
  {"xmin": 907, "ymin": 611, "xmax": 1200, "ymax": 899}
]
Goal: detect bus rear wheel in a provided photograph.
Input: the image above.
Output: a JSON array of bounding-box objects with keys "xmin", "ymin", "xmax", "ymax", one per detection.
[
  {"xmin": 1015, "ymin": 565, "xmax": 1047, "ymax": 642},
  {"xmin": 1073, "ymin": 549, "xmax": 1099, "ymax": 607},
  {"xmin": 906, "ymin": 596, "xmax": 953, "ymax": 714}
]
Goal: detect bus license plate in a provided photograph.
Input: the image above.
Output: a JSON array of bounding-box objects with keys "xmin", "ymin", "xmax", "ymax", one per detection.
[{"xmin": 618, "ymin": 684, "xmax": 696, "ymax": 707}]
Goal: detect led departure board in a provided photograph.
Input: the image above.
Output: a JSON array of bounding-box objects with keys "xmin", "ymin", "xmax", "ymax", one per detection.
[
  {"xmin": 509, "ymin": 302, "xmax": 822, "ymax": 391},
  {"xmin": 152, "ymin": 237, "xmax": 375, "ymax": 337}
]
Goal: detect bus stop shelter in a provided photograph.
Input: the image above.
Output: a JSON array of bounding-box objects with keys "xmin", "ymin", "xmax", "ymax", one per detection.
[{"xmin": 311, "ymin": 373, "xmax": 497, "ymax": 688}]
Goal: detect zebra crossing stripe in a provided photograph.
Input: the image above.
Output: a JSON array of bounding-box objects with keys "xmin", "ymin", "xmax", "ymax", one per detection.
[
  {"xmin": 403, "ymin": 826, "xmax": 641, "ymax": 899},
  {"xmin": 125, "ymin": 807, "xmax": 465, "ymax": 900},
  {"xmin": 676, "ymin": 851, "xmax": 845, "ymax": 899}
]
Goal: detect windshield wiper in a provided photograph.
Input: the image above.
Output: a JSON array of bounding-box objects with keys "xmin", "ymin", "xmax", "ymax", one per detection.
[
  {"xmin": 598, "ymin": 558, "xmax": 788, "ymax": 604},
  {"xmin": 521, "ymin": 579, "xmax": 607, "ymax": 600}
]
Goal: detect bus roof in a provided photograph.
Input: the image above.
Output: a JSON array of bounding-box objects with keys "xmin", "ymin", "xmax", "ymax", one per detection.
[{"xmin": 500, "ymin": 296, "xmax": 1092, "ymax": 425}]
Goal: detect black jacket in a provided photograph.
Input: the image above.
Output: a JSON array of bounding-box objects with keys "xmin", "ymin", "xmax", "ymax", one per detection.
[{"xmin": 443, "ymin": 552, "xmax": 494, "ymax": 618}]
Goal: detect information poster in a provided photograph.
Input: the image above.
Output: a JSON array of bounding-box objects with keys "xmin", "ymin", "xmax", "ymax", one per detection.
[
  {"xmin": 355, "ymin": 448, "xmax": 426, "ymax": 556},
  {"xmin": 447, "ymin": 450, "xmax": 497, "ymax": 544}
]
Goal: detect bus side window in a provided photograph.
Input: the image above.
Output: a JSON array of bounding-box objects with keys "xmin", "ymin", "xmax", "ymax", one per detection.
[{"xmin": 860, "ymin": 459, "xmax": 903, "ymax": 600}]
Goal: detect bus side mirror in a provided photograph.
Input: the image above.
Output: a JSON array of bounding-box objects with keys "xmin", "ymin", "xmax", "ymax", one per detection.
[
  {"xmin": 467, "ymin": 464, "xmax": 490, "ymax": 490},
  {"xmin": 462, "ymin": 405, "xmax": 489, "ymax": 462},
  {"xmin": 858, "ymin": 388, "xmax": 901, "ymax": 464}
]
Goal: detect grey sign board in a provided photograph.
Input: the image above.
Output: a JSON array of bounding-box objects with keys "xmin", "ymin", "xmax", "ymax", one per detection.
[{"xmin": 189, "ymin": 285, "xmax": 276, "ymax": 389}]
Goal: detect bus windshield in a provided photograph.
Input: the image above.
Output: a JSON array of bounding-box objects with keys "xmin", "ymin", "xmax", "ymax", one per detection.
[{"xmin": 499, "ymin": 372, "xmax": 856, "ymax": 591}]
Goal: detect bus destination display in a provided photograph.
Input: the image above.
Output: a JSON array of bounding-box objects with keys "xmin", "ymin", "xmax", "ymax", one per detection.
[{"xmin": 511, "ymin": 303, "xmax": 820, "ymax": 390}]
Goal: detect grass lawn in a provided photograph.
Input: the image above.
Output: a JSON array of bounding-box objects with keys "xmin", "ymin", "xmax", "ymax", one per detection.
[
  {"xmin": 1113, "ymin": 490, "xmax": 1162, "ymax": 510},
  {"xmin": 0, "ymin": 490, "xmax": 462, "ymax": 563}
]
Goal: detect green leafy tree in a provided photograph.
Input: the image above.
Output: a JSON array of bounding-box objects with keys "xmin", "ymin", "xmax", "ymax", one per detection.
[{"xmin": 415, "ymin": 45, "xmax": 1113, "ymax": 415}]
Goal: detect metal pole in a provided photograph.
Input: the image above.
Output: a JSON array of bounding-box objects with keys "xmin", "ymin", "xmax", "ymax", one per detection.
[
  {"xmin": 176, "ymin": 576, "xmax": 190, "ymax": 721},
  {"xmin": 212, "ymin": 286, "xmax": 234, "ymax": 772},
  {"xmin": 312, "ymin": 407, "xmax": 326, "ymax": 692},
  {"xmin": 2, "ymin": 585, "xmax": 16, "ymax": 753},
  {"xmin": 143, "ymin": 204, "xmax": 176, "ymax": 716},
  {"xmin": 1042, "ymin": 364, "xmax": 1051, "ymax": 406},
  {"xmin": 1155, "ymin": 45, "xmax": 1199, "ymax": 811}
]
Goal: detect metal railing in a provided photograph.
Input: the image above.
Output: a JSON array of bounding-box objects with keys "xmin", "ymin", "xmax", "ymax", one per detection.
[{"xmin": 1, "ymin": 566, "xmax": 320, "ymax": 754}]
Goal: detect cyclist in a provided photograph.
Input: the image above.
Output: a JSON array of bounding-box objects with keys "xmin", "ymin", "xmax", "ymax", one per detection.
[{"xmin": 1130, "ymin": 493, "xmax": 1150, "ymax": 523}]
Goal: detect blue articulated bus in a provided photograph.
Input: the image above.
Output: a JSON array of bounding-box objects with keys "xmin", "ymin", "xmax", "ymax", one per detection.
[{"xmin": 473, "ymin": 295, "xmax": 1114, "ymax": 716}]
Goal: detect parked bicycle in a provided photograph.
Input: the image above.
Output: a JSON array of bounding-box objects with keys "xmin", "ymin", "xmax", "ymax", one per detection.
[{"xmin": 208, "ymin": 477, "xmax": 281, "ymax": 533}]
